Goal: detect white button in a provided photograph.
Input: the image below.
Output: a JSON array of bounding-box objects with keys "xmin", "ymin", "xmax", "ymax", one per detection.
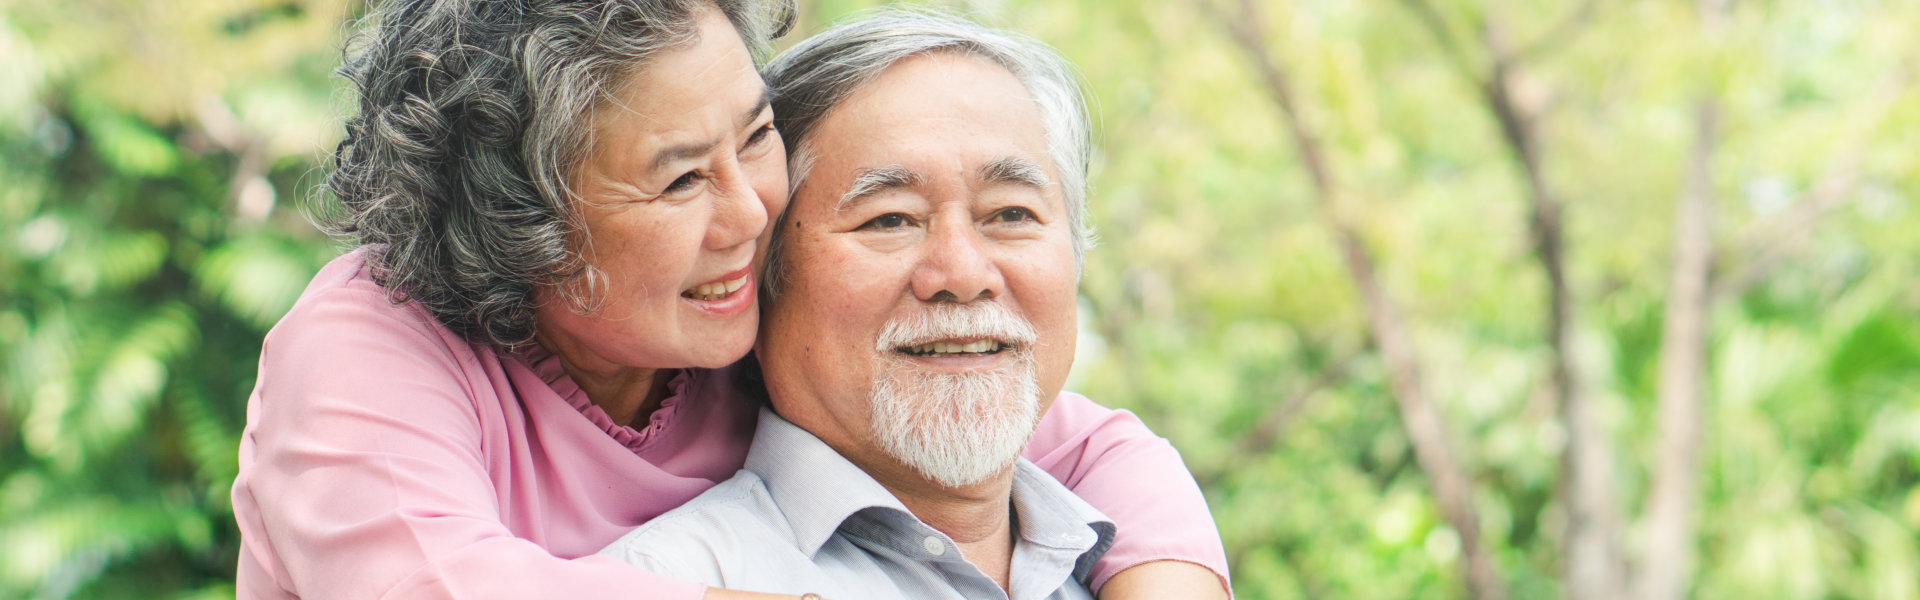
[{"xmin": 922, "ymin": 535, "xmax": 946, "ymax": 556}]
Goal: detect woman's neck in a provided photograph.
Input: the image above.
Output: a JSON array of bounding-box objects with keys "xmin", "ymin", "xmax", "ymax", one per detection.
[
  {"xmin": 535, "ymin": 330, "xmax": 679, "ymax": 428},
  {"xmin": 564, "ymin": 364, "xmax": 677, "ymax": 428}
]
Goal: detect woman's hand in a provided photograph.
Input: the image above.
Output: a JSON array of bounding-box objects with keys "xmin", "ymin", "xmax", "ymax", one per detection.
[
  {"xmin": 1099, "ymin": 560, "xmax": 1232, "ymax": 600},
  {"xmin": 700, "ymin": 589, "xmax": 809, "ymax": 600}
]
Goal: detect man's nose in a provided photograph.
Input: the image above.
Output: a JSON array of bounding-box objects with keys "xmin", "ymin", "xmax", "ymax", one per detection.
[
  {"xmin": 910, "ymin": 216, "xmax": 1004, "ymax": 303},
  {"xmin": 706, "ymin": 162, "xmax": 769, "ymax": 249}
]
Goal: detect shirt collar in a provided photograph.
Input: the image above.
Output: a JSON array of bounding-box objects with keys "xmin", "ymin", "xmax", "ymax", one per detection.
[
  {"xmin": 1009, "ymin": 460, "xmax": 1114, "ymax": 554},
  {"xmin": 745, "ymin": 407, "xmax": 915, "ymax": 557},
  {"xmin": 744, "ymin": 407, "xmax": 1116, "ymax": 566}
]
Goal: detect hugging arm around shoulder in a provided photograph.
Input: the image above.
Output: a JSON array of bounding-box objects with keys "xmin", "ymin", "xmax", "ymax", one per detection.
[
  {"xmin": 229, "ymin": 254, "xmax": 1225, "ymax": 599},
  {"xmin": 229, "ymin": 257, "xmax": 709, "ymax": 600},
  {"xmin": 1024, "ymin": 392, "xmax": 1232, "ymax": 594}
]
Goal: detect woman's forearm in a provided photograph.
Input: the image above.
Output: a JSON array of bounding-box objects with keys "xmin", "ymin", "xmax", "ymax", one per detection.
[
  {"xmin": 1099, "ymin": 560, "xmax": 1232, "ymax": 600},
  {"xmin": 1024, "ymin": 392, "xmax": 1232, "ymax": 592}
]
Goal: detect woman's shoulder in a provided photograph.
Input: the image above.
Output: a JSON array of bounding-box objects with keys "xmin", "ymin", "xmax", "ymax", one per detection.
[
  {"xmin": 271, "ymin": 246, "xmax": 464, "ymax": 350},
  {"xmin": 250, "ymin": 246, "xmax": 516, "ymax": 438},
  {"xmin": 260, "ymin": 246, "xmax": 493, "ymax": 391}
]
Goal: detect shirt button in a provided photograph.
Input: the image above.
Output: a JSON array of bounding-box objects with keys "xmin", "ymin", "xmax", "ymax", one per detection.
[{"xmin": 922, "ymin": 535, "xmax": 946, "ymax": 556}]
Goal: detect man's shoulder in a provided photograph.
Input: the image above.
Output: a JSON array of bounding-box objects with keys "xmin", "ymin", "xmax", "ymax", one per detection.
[{"xmin": 597, "ymin": 470, "xmax": 794, "ymax": 581}]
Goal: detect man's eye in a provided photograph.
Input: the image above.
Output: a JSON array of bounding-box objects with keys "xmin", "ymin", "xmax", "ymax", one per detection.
[
  {"xmin": 860, "ymin": 213, "xmax": 912, "ymax": 230},
  {"xmin": 993, "ymin": 207, "xmax": 1037, "ymax": 223}
]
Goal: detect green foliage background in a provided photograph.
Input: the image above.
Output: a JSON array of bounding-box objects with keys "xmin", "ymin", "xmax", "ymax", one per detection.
[{"xmin": 1, "ymin": 0, "xmax": 1916, "ymax": 598}]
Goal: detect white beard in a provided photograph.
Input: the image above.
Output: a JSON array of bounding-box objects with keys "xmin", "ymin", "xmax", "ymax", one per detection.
[{"xmin": 868, "ymin": 303, "xmax": 1043, "ymax": 488}]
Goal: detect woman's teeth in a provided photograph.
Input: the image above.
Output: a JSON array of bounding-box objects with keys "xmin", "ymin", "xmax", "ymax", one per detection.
[
  {"xmin": 903, "ymin": 340, "xmax": 1004, "ymax": 357},
  {"xmin": 684, "ymin": 274, "xmax": 748, "ymax": 301}
]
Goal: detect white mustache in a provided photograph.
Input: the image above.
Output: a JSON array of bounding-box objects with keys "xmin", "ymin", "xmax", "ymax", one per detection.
[{"xmin": 874, "ymin": 302, "xmax": 1039, "ymax": 353}]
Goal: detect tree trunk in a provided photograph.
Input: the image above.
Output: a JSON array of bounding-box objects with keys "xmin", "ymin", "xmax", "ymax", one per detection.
[
  {"xmin": 1206, "ymin": 2, "xmax": 1507, "ymax": 598},
  {"xmin": 1381, "ymin": 7, "xmax": 1627, "ymax": 593},
  {"xmin": 1480, "ymin": 62, "xmax": 1625, "ymax": 600},
  {"xmin": 1639, "ymin": 93, "xmax": 1715, "ymax": 600},
  {"xmin": 1639, "ymin": 3, "xmax": 1727, "ymax": 598}
]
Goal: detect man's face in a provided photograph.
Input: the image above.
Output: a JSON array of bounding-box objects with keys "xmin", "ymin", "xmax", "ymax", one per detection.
[{"xmin": 758, "ymin": 52, "xmax": 1080, "ymax": 489}]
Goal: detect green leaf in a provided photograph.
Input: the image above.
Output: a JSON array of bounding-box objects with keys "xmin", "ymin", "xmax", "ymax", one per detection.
[
  {"xmin": 1826, "ymin": 310, "xmax": 1920, "ymax": 389},
  {"xmin": 78, "ymin": 110, "xmax": 180, "ymax": 177},
  {"xmin": 193, "ymin": 234, "xmax": 320, "ymax": 330}
]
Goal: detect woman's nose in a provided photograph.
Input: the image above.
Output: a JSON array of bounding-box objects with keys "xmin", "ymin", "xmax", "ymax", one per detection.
[{"xmin": 707, "ymin": 164, "xmax": 770, "ymax": 249}]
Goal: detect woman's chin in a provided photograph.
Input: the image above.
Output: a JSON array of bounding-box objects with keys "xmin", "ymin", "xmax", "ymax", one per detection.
[{"xmin": 678, "ymin": 316, "xmax": 760, "ymax": 369}]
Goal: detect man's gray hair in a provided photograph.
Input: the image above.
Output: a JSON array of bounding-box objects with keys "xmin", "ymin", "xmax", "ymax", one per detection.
[
  {"xmin": 322, "ymin": 0, "xmax": 793, "ymax": 348},
  {"xmin": 760, "ymin": 8, "xmax": 1095, "ymax": 298}
]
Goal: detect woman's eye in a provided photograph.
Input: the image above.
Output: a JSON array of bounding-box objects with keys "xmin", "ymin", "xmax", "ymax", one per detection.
[
  {"xmin": 746, "ymin": 123, "xmax": 776, "ymax": 147},
  {"xmin": 664, "ymin": 171, "xmax": 702, "ymax": 194},
  {"xmin": 860, "ymin": 213, "xmax": 912, "ymax": 230},
  {"xmin": 993, "ymin": 207, "xmax": 1037, "ymax": 223}
]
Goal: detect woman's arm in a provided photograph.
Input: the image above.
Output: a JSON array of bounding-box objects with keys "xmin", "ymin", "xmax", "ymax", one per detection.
[
  {"xmin": 1099, "ymin": 561, "xmax": 1232, "ymax": 600},
  {"xmin": 1024, "ymin": 391, "xmax": 1233, "ymax": 597}
]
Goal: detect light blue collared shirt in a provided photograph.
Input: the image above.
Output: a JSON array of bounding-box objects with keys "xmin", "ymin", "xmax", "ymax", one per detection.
[{"xmin": 600, "ymin": 407, "xmax": 1115, "ymax": 600}]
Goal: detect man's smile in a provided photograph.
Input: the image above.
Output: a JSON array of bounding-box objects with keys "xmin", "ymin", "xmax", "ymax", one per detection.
[{"xmin": 898, "ymin": 337, "xmax": 1011, "ymax": 357}]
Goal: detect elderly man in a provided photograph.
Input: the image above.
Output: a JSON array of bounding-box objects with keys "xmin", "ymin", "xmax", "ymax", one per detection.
[{"xmin": 600, "ymin": 10, "xmax": 1228, "ymax": 600}]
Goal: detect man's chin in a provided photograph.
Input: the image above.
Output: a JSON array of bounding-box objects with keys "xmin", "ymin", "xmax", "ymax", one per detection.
[
  {"xmin": 869, "ymin": 366, "xmax": 1041, "ymax": 489},
  {"xmin": 892, "ymin": 443, "xmax": 1028, "ymax": 490},
  {"xmin": 915, "ymin": 459, "xmax": 1021, "ymax": 490}
]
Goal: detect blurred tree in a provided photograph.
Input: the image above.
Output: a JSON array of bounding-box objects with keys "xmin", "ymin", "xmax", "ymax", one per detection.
[
  {"xmin": 0, "ymin": 1, "xmax": 351, "ymax": 597},
  {"xmin": 1198, "ymin": 0, "xmax": 1507, "ymax": 597},
  {"xmin": 1042, "ymin": 0, "xmax": 1919, "ymax": 598}
]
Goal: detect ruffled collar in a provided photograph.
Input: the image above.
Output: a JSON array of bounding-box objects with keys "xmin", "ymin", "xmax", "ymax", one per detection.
[{"xmin": 516, "ymin": 344, "xmax": 696, "ymax": 454}]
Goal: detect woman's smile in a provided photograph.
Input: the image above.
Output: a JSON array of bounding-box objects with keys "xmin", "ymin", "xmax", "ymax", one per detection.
[{"xmin": 681, "ymin": 266, "xmax": 756, "ymax": 317}]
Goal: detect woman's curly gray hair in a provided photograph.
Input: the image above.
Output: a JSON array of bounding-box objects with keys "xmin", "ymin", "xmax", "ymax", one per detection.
[{"xmin": 324, "ymin": 0, "xmax": 792, "ymax": 347}]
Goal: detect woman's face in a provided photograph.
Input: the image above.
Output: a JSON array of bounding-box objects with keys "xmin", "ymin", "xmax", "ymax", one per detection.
[{"xmin": 533, "ymin": 7, "xmax": 788, "ymax": 374}]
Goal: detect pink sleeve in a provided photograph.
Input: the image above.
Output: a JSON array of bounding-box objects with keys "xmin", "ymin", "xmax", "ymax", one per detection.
[
  {"xmin": 1023, "ymin": 392, "xmax": 1232, "ymax": 593},
  {"xmin": 232, "ymin": 286, "xmax": 704, "ymax": 600}
]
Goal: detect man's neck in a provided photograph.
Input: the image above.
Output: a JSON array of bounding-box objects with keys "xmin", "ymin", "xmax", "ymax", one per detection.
[{"xmin": 875, "ymin": 466, "xmax": 1019, "ymax": 592}]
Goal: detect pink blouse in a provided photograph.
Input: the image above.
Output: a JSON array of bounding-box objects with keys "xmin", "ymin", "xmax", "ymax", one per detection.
[{"xmin": 232, "ymin": 248, "xmax": 1227, "ymax": 599}]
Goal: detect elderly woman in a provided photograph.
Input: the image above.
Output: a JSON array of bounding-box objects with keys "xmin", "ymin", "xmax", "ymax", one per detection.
[{"xmin": 231, "ymin": 1, "xmax": 1228, "ymax": 599}]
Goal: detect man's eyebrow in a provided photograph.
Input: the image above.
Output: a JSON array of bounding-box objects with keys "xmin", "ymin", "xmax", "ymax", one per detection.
[
  {"xmin": 978, "ymin": 157, "xmax": 1051, "ymax": 189},
  {"xmin": 648, "ymin": 87, "xmax": 773, "ymax": 174},
  {"xmin": 838, "ymin": 165, "xmax": 923, "ymax": 210}
]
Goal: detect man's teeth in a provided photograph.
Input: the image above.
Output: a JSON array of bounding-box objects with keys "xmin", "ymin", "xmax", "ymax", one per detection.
[
  {"xmin": 684, "ymin": 274, "xmax": 748, "ymax": 301},
  {"xmin": 903, "ymin": 340, "xmax": 1004, "ymax": 356}
]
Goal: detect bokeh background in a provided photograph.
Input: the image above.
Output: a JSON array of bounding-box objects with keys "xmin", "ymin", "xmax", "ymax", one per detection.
[{"xmin": 3, "ymin": 0, "xmax": 1918, "ymax": 598}]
